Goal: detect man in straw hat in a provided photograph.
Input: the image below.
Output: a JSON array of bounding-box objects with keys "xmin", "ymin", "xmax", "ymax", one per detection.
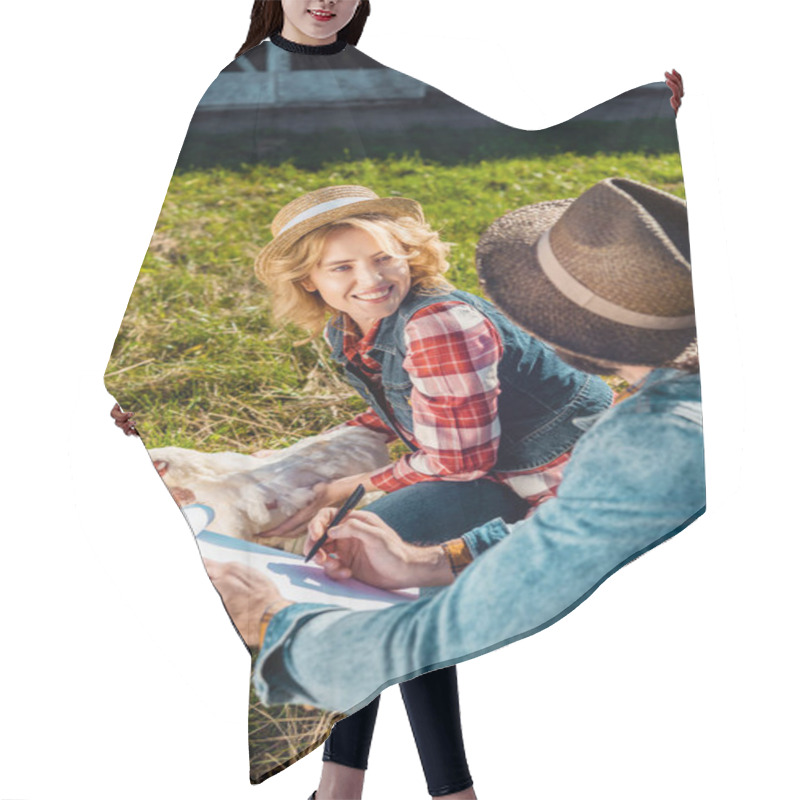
[{"xmin": 208, "ymin": 177, "xmax": 705, "ymax": 715}]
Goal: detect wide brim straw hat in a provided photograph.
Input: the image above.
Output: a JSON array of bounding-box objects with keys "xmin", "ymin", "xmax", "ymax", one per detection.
[
  {"xmin": 476, "ymin": 178, "xmax": 695, "ymax": 366},
  {"xmin": 255, "ymin": 185, "xmax": 424, "ymax": 281}
]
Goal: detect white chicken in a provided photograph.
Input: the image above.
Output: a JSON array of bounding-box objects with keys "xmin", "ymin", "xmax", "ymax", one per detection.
[{"xmin": 148, "ymin": 426, "xmax": 390, "ymax": 546}]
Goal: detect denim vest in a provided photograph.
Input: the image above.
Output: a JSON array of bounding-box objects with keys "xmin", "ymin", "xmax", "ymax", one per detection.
[{"xmin": 326, "ymin": 287, "xmax": 613, "ymax": 471}]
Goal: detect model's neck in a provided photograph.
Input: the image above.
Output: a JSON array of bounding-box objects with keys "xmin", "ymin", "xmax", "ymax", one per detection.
[
  {"xmin": 616, "ymin": 365, "xmax": 654, "ymax": 384},
  {"xmin": 271, "ymin": 30, "xmax": 348, "ymax": 55}
]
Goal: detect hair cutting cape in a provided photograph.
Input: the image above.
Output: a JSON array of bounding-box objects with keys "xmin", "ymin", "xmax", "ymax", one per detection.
[{"xmin": 105, "ymin": 37, "xmax": 703, "ymax": 783}]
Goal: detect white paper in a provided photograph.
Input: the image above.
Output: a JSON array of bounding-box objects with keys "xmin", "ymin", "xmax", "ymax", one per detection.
[{"xmin": 194, "ymin": 526, "xmax": 418, "ymax": 611}]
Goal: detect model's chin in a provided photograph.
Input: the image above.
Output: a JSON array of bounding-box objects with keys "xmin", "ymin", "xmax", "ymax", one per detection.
[{"xmin": 350, "ymin": 303, "xmax": 398, "ymax": 324}]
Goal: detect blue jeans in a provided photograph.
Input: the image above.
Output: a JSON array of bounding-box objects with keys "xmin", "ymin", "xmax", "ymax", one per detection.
[
  {"xmin": 363, "ymin": 478, "xmax": 530, "ymax": 546},
  {"xmin": 322, "ymin": 478, "xmax": 529, "ymax": 796}
]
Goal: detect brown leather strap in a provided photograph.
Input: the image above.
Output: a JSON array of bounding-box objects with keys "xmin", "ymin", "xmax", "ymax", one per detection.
[
  {"xmin": 665, "ymin": 69, "xmax": 684, "ymax": 116},
  {"xmin": 441, "ymin": 538, "xmax": 474, "ymax": 577},
  {"xmin": 110, "ymin": 402, "xmax": 140, "ymax": 437}
]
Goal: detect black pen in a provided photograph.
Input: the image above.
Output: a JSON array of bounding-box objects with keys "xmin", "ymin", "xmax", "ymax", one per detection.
[{"xmin": 304, "ymin": 483, "xmax": 366, "ymax": 564}]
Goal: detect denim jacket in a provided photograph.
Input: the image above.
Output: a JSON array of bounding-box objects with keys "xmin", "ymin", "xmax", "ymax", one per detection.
[
  {"xmin": 325, "ymin": 287, "xmax": 613, "ymax": 470},
  {"xmin": 253, "ymin": 368, "xmax": 705, "ymax": 712}
]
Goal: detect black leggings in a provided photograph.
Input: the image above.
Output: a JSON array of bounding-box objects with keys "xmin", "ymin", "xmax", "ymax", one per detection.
[
  {"xmin": 323, "ymin": 666, "xmax": 472, "ymax": 797},
  {"xmin": 320, "ymin": 480, "xmax": 530, "ymax": 796}
]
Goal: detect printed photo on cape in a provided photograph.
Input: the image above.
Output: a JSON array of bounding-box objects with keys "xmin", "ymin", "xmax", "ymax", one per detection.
[{"xmin": 104, "ymin": 37, "xmax": 702, "ymax": 783}]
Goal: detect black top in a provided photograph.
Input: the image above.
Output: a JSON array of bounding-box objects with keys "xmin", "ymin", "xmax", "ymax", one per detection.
[{"xmin": 270, "ymin": 31, "xmax": 348, "ymax": 55}]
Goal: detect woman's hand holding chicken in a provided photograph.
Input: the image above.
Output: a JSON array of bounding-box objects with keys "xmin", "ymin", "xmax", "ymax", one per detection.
[{"xmin": 256, "ymin": 472, "xmax": 378, "ymax": 539}]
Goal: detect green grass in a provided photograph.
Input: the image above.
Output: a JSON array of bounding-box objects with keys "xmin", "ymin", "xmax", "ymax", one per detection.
[
  {"xmin": 247, "ymin": 666, "xmax": 344, "ymax": 783},
  {"xmin": 107, "ymin": 148, "xmax": 683, "ymax": 451}
]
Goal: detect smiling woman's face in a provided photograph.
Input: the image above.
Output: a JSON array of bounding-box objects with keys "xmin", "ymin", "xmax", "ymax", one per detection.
[
  {"xmin": 280, "ymin": 0, "xmax": 361, "ymax": 45},
  {"xmin": 301, "ymin": 226, "xmax": 412, "ymax": 334}
]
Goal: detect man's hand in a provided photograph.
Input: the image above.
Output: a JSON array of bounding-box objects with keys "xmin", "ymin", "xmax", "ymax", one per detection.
[
  {"xmin": 203, "ymin": 559, "xmax": 293, "ymax": 649},
  {"xmin": 304, "ymin": 508, "xmax": 454, "ymax": 590}
]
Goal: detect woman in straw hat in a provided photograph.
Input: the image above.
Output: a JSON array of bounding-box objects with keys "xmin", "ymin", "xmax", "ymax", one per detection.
[
  {"xmin": 248, "ymin": 183, "xmax": 613, "ymax": 799},
  {"xmin": 206, "ymin": 177, "xmax": 704, "ymax": 761}
]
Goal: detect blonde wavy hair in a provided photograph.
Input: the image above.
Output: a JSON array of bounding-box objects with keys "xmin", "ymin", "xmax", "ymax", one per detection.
[{"xmin": 260, "ymin": 213, "xmax": 453, "ymax": 334}]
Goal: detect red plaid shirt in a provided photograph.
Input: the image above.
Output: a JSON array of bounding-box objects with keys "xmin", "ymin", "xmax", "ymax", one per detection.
[{"xmin": 327, "ymin": 301, "xmax": 569, "ymax": 506}]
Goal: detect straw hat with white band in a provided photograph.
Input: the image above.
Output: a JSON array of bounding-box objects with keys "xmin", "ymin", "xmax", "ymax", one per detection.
[
  {"xmin": 476, "ymin": 178, "xmax": 695, "ymax": 366},
  {"xmin": 255, "ymin": 185, "xmax": 424, "ymax": 282}
]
